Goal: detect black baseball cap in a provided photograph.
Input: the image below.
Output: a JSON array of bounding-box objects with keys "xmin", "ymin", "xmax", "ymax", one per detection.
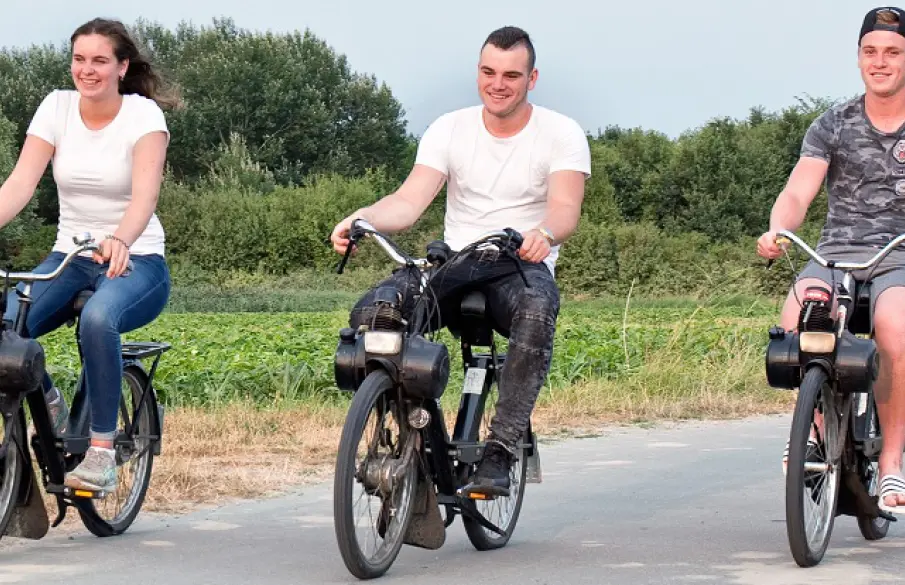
[{"xmin": 860, "ymin": 7, "xmax": 905, "ymax": 44}]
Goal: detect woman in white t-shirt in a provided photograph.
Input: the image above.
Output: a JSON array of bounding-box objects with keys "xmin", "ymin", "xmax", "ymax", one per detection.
[{"xmin": 0, "ymin": 18, "xmax": 174, "ymax": 493}]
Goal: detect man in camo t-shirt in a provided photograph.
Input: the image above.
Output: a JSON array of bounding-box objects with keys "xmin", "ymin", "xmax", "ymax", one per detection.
[{"xmin": 758, "ymin": 6, "xmax": 905, "ymax": 514}]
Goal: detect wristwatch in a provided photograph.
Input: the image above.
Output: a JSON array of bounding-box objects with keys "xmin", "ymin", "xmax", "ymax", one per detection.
[{"xmin": 537, "ymin": 226, "xmax": 555, "ymax": 245}]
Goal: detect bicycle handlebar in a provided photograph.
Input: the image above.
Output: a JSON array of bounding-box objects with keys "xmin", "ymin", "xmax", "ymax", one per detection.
[
  {"xmin": 337, "ymin": 219, "xmax": 523, "ymax": 274},
  {"xmin": 775, "ymin": 229, "xmax": 905, "ymax": 271},
  {"xmin": 0, "ymin": 233, "xmax": 132, "ymax": 283}
]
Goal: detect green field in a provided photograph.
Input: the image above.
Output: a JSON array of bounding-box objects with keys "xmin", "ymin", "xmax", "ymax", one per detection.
[{"xmin": 37, "ymin": 289, "xmax": 791, "ymax": 423}]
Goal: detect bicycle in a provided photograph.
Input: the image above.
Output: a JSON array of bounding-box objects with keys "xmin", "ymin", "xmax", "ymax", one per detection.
[
  {"xmin": 331, "ymin": 219, "xmax": 542, "ymax": 579},
  {"xmin": 0, "ymin": 233, "xmax": 168, "ymax": 541},
  {"xmin": 765, "ymin": 229, "xmax": 903, "ymax": 567}
]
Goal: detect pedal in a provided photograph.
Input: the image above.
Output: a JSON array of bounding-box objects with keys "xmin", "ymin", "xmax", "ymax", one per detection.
[
  {"xmin": 46, "ymin": 483, "xmax": 106, "ymax": 500},
  {"xmin": 525, "ymin": 433, "xmax": 542, "ymax": 484},
  {"xmin": 457, "ymin": 482, "xmax": 509, "ymax": 500}
]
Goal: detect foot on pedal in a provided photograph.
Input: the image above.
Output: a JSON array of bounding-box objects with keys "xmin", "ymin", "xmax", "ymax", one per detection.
[{"xmin": 460, "ymin": 441, "xmax": 513, "ymax": 499}]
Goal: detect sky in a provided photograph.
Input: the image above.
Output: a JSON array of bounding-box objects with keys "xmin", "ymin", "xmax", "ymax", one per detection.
[{"xmin": 0, "ymin": 0, "xmax": 888, "ymax": 138}]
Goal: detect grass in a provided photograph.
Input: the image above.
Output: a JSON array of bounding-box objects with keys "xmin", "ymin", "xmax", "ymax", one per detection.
[{"xmin": 26, "ymin": 288, "xmax": 795, "ymax": 517}]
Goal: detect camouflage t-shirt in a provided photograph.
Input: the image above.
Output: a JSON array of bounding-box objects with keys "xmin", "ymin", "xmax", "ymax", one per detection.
[{"xmin": 802, "ymin": 95, "xmax": 905, "ymax": 250}]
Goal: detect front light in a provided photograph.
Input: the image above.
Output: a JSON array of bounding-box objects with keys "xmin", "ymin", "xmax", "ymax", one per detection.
[{"xmin": 364, "ymin": 331, "xmax": 403, "ymax": 355}]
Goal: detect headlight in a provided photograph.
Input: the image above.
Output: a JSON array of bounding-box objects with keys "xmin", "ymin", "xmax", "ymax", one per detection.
[{"xmin": 364, "ymin": 331, "xmax": 403, "ymax": 355}]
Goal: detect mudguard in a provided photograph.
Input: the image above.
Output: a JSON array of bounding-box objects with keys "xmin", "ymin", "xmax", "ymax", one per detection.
[
  {"xmin": 403, "ymin": 475, "xmax": 446, "ymax": 550},
  {"xmin": 5, "ymin": 411, "xmax": 48, "ymax": 539}
]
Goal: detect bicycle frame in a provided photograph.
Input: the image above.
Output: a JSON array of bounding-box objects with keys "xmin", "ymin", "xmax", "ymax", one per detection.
[
  {"xmin": 0, "ymin": 234, "xmax": 168, "ymax": 539},
  {"xmin": 766, "ymin": 232, "xmax": 898, "ymax": 505},
  {"xmin": 765, "ymin": 230, "xmax": 884, "ymax": 394},
  {"xmin": 333, "ymin": 220, "xmax": 539, "ymax": 540}
]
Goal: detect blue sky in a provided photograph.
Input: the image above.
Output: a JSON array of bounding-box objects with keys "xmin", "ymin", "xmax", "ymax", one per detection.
[{"xmin": 0, "ymin": 0, "xmax": 887, "ymax": 137}]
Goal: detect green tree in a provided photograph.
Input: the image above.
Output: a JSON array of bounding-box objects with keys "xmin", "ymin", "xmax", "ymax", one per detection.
[
  {"xmin": 132, "ymin": 18, "xmax": 411, "ymax": 184},
  {"xmin": 0, "ymin": 106, "xmax": 45, "ymax": 266}
]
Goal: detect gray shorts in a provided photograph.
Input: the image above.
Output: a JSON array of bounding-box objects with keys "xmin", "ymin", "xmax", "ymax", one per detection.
[{"xmin": 796, "ymin": 245, "xmax": 905, "ymax": 317}]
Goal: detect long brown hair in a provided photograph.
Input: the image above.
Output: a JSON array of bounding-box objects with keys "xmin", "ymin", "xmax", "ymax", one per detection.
[{"xmin": 70, "ymin": 18, "xmax": 180, "ymax": 110}]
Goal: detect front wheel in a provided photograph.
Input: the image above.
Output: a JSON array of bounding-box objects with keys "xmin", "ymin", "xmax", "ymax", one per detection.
[
  {"xmin": 0, "ymin": 412, "xmax": 25, "ymax": 540},
  {"xmin": 79, "ymin": 365, "xmax": 156, "ymax": 536},
  {"xmin": 333, "ymin": 370, "xmax": 418, "ymax": 580},
  {"xmin": 786, "ymin": 367, "xmax": 842, "ymax": 567}
]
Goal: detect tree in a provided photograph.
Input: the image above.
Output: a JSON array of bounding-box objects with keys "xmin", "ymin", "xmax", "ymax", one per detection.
[
  {"xmin": 131, "ymin": 18, "xmax": 411, "ymax": 184},
  {"xmin": 0, "ymin": 106, "xmax": 44, "ymax": 266}
]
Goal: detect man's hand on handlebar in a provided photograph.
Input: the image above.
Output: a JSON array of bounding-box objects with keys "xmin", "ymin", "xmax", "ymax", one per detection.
[
  {"xmin": 519, "ymin": 229, "xmax": 552, "ymax": 263},
  {"xmin": 757, "ymin": 230, "xmax": 789, "ymax": 260},
  {"xmin": 331, "ymin": 213, "xmax": 370, "ymax": 256}
]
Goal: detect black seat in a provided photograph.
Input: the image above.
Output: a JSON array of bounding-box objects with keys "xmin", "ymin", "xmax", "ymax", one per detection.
[
  {"xmin": 71, "ymin": 290, "xmax": 94, "ymax": 316},
  {"xmin": 452, "ymin": 290, "xmax": 495, "ymax": 346}
]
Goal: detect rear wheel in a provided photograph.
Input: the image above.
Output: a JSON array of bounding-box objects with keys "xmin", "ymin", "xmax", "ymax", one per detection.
[
  {"xmin": 462, "ymin": 376, "xmax": 528, "ymax": 551},
  {"xmin": 857, "ymin": 396, "xmax": 889, "ymax": 540},
  {"xmin": 79, "ymin": 365, "xmax": 156, "ymax": 536},
  {"xmin": 0, "ymin": 412, "xmax": 25, "ymax": 539},
  {"xmin": 786, "ymin": 367, "xmax": 842, "ymax": 567},
  {"xmin": 334, "ymin": 370, "xmax": 418, "ymax": 579}
]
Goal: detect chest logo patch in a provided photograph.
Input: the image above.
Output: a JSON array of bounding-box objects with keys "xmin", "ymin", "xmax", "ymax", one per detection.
[{"xmin": 894, "ymin": 139, "xmax": 905, "ymax": 164}]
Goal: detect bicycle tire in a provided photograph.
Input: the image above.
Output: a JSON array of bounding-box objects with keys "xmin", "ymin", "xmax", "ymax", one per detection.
[
  {"xmin": 78, "ymin": 365, "xmax": 156, "ymax": 536},
  {"xmin": 333, "ymin": 370, "xmax": 418, "ymax": 579},
  {"xmin": 462, "ymin": 427, "xmax": 529, "ymax": 551},
  {"xmin": 0, "ymin": 413, "xmax": 25, "ymax": 540},
  {"xmin": 460, "ymin": 369, "xmax": 529, "ymax": 551},
  {"xmin": 786, "ymin": 367, "xmax": 841, "ymax": 567},
  {"xmin": 857, "ymin": 396, "xmax": 889, "ymax": 540}
]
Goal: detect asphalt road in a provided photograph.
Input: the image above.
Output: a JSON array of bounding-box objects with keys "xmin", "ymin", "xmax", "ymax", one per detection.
[{"xmin": 2, "ymin": 414, "xmax": 905, "ymax": 584}]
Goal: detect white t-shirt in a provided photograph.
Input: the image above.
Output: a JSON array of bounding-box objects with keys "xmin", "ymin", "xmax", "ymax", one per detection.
[
  {"xmin": 27, "ymin": 90, "xmax": 169, "ymax": 256},
  {"xmin": 414, "ymin": 104, "xmax": 591, "ymax": 276}
]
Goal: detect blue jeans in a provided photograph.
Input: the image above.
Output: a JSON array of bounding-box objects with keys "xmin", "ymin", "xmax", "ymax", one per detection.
[
  {"xmin": 350, "ymin": 249, "xmax": 560, "ymax": 451},
  {"xmin": 3, "ymin": 252, "xmax": 170, "ymax": 435}
]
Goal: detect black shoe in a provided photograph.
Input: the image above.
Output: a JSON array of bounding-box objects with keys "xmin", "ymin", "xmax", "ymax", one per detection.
[{"xmin": 462, "ymin": 442, "xmax": 513, "ymax": 498}]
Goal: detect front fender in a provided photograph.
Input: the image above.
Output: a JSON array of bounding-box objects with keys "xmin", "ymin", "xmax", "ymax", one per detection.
[{"xmin": 4, "ymin": 409, "xmax": 48, "ymax": 540}]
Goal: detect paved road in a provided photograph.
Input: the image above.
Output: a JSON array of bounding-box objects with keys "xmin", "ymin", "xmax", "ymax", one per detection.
[{"xmin": 2, "ymin": 415, "xmax": 905, "ymax": 584}]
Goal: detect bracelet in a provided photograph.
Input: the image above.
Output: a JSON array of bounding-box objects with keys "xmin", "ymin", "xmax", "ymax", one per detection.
[
  {"xmin": 537, "ymin": 226, "xmax": 555, "ymax": 245},
  {"xmin": 105, "ymin": 234, "xmax": 130, "ymax": 249}
]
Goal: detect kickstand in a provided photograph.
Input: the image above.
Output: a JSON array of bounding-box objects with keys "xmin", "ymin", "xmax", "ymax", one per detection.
[
  {"xmin": 878, "ymin": 510, "xmax": 898, "ymax": 522},
  {"xmin": 51, "ymin": 495, "xmax": 69, "ymax": 527}
]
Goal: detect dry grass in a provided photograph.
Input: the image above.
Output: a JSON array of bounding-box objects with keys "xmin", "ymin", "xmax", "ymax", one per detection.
[
  {"xmin": 29, "ymin": 326, "xmax": 796, "ymax": 522},
  {"xmin": 136, "ymin": 338, "xmax": 794, "ymax": 514}
]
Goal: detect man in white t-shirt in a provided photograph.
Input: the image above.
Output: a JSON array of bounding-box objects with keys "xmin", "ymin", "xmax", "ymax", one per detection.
[{"xmin": 331, "ymin": 26, "xmax": 590, "ymax": 495}]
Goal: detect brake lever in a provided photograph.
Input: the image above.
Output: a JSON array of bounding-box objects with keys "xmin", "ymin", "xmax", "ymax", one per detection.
[
  {"xmin": 336, "ymin": 225, "xmax": 366, "ymax": 274},
  {"xmin": 500, "ymin": 230, "xmax": 531, "ymax": 288},
  {"xmin": 336, "ymin": 241, "xmax": 355, "ymax": 274}
]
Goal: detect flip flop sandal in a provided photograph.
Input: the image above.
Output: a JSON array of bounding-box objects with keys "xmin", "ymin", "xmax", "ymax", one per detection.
[{"xmin": 878, "ymin": 474, "xmax": 905, "ymax": 515}]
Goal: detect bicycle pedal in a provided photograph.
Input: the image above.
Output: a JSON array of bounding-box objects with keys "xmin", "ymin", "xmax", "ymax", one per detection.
[
  {"xmin": 47, "ymin": 483, "xmax": 106, "ymax": 500},
  {"xmin": 457, "ymin": 483, "xmax": 508, "ymax": 500}
]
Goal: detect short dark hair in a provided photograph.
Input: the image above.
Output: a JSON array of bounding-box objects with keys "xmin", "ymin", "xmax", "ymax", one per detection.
[{"xmin": 482, "ymin": 26, "xmax": 536, "ymax": 71}]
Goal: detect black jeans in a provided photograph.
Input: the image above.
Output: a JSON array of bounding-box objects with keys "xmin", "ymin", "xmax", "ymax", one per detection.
[{"xmin": 350, "ymin": 248, "xmax": 560, "ymax": 452}]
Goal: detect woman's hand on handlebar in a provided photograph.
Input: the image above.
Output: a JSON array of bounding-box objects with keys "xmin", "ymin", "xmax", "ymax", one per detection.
[{"xmin": 94, "ymin": 236, "xmax": 131, "ymax": 278}]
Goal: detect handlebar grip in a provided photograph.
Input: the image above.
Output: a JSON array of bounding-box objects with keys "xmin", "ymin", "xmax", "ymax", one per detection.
[
  {"xmin": 425, "ymin": 240, "xmax": 451, "ymax": 265},
  {"xmin": 504, "ymin": 228, "xmax": 524, "ymax": 250}
]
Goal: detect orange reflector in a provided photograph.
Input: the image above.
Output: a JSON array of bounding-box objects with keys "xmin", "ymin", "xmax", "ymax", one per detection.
[
  {"xmin": 468, "ymin": 493, "xmax": 488, "ymax": 500},
  {"xmin": 74, "ymin": 490, "xmax": 94, "ymax": 498}
]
